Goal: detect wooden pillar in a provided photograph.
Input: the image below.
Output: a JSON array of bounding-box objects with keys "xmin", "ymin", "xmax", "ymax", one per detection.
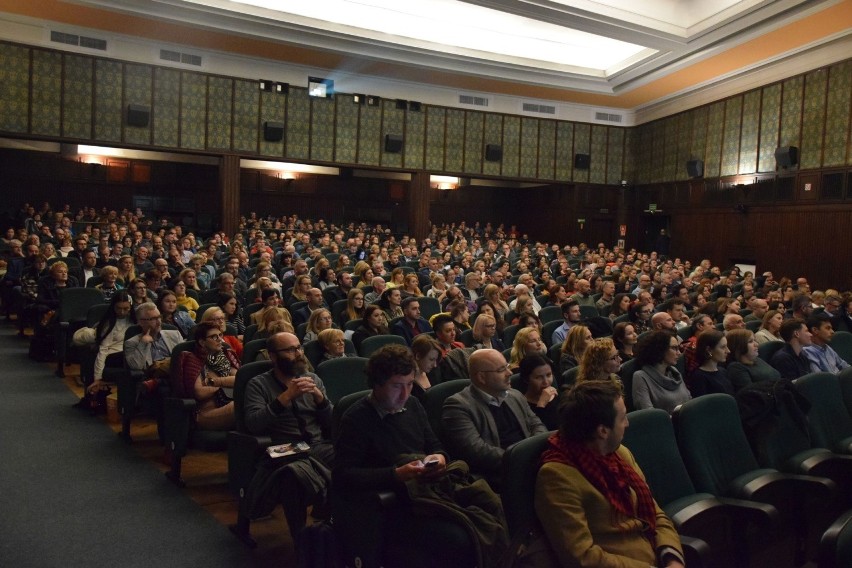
[
  {"xmin": 220, "ymin": 154, "xmax": 240, "ymax": 237},
  {"xmin": 409, "ymin": 171, "xmax": 431, "ymax": 240}
]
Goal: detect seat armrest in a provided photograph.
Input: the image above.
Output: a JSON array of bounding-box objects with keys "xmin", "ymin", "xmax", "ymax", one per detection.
[
  {"xmin": 162, "ymin": 397, "xmax": 197, "ymax": 457},
  {"xmin": 739, "ymin": 472, "xmax": 836, "ymax": 504},
  {"xmin": 679, "ymin": 535, "xmax": 710, "ymax": 568},
  {"xmin": 227, "ymin": 431, "xmax": 273, "ymax": 495},
  {"xmin": 716, "ymin": 497, "xmax": 780, "ymax": 529}
]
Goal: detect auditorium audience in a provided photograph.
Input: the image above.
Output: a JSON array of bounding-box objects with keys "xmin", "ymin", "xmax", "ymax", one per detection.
[
  {"xmin": 632, "ymin": 330, "xmax": 690, "ymax": 414},
  {"xmin": 725, "ymin": 328, "xmax": 781, "ymax": 392}
]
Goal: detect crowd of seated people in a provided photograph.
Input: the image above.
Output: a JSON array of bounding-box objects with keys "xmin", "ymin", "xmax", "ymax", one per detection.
[{"xmin": 6, "ymin": 201, "xmax": 852, "ymax": 565}]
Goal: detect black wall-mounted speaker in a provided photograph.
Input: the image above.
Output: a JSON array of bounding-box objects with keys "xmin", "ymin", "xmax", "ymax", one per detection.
[
  {"xmin": 126, "ymin": 104, "xmax": 150, "ymax": 128},
  {"xmin": 775, "ymin": 146, "xmax": 798, "ymax": 168},
  {"xmin": 574, "ymin": 153, "xmax": 590, "ymax": 169},
  {"xmin": 384, "ymin": 134, "xmax": 403, "ymax": 153},
  {"xmin": 263, "ymin": 121, "xmax": 285, "ymax": 142},
  {"xmin": 485, "ymin": 144, "xmax": 502, "ymax": 162},
  {"xmin": 686, "ymin": 159, "xmax": 704, "ymax": 178}
]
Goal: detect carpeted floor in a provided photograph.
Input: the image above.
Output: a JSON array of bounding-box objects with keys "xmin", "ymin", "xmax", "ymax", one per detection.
[{"xmin": 0, "ymin": 323, "xmax": 294, "ymax": 567}]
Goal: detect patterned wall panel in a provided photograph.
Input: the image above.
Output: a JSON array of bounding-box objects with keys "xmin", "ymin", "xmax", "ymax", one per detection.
[
  {"xmin": 800, "ymin": 69, "xmax": 828, "ymax": 170},
  {"xmin": 334, "ymin": 94, "xmax": 358, "ymax": 164},
  {"xmin": 555, "ymin": 121, "xmax": 574, "ymax": 181},
  {"xmin": 206, "ymin": 76, "xmax": 232, "ymax": 150},
  {"xmin": 674, "ymin": 113, "xmax": 691, "ymax": 181},
  {"xmin": 94, "ymin": 59, "xmax": 122, "ymax": 143},
  {"xmin": 738, "ymin": 90, "xmax": 760, "ymax": 174},
  {"xmin": 704, "ymin": 101, "xmax": 725, "ymax": 178},
  {"xmin": 662, "ymin": 116, "xmax": 679, "ymax": 182},
  {"xmin": 444, "ymin": 109, "xmax": 464, "ymax": 172},
  {"xmin": 30, "ymin": 50, "xmax": 62, "ymax": 138},
  {"xmin": 0, "ymin": 44, "xmax": 30, "ymax": 133},
  {"xmin": 607, "ymin": 127, "xmax": 624, "ymax": 185},
  {"xmin": 380, "ymin": 100, "xmax": 404, "ymax": 169},
  {"xmin": 573, "ymin": 122, "xmax": 590, "ymax": 183},
  {"xmin": 425, "ymin": 107, "xmax": 446, "ymax": 171},
  {"xmin": 721, "ymin": 96, "xmax": 742, "ymax": 177},
  {"xmin": 634, "ymin": 122, "xmax": 652, "ymax": 185},
  {"xmin": 690, "ymin": 106, "xmax": 708, "ymax": 172},
  {"xmin": 62, "ymin": 54, "xmax": 93, "ymax": 140},
  {"xmin": 482, "ymin": 113, "xmax": 502, "ymax": 177},
  {"xmin": 589, "ymin": 124, "xmax": 607, "ymax": 184},
  {"xmin": 179, "ymin": 72, "xmax": 206, "ymax": 150},
  {"xmin": 232, "ymin": 80, "xmax": 259, "ymax": 153},
  {"xmin": 286, "ymin": 88, "xmax": 310, "ymax": 160},
  {"xmin": 824, "ymin": 61, "xmax": 851, "ymax": 167},
  {"xmin": 357, "ymin": 101, "xmax": 381, "ymax": 166},
  {"xmin": 538, "ymin": 120, "xmax": 556, "ymax": 180},
  {"xmin": 758, "ymin": 83, "xmax": 781, "ymax": 172},
  {"xmin": 258, "ymin": 89, "xmax": 286, "ymax": 157},
  {"xmin": 152, "ymin": 68, "xmax": 180, "ymax": 147},
  {"xmin": 779, "ymin": 76, "xmax": 804, "ymax": 150},
  {"xmin": 650, "ymin": 121, "xmax": 666, "ymax": 183},
  {"xmin": 622, "ymin": 127, "xmax": 636, "ymax": 183},
  {"xmin": 463, "ymin": 110, "xmax": 484, "ymax": 174},
  {"xmin": 123, "ymin": 63, "xmax": 152, "ymax": 146},
  {"xmin": 502, "ymin": 116, "xmax": 520, "ymax": 178},
  {"xmin": 310, "ymin": 96, "xmax": 335, "ymax": 163},
  {"xmin": 519, "ymin": 118, "xmax": 539, "ymax": 178},
  {"xmin": 404, "ymin": 107, "xmax": 425, "ymax": 170}
]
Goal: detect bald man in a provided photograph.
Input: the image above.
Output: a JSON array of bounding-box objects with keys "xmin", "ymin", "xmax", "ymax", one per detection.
[
  {"xmin": 441, "ymin": 349, "xmax": 547, "ymax": 487},
  {"xmin": 651, "ymin": 311, "xmax": 676, "ymax": 332}
]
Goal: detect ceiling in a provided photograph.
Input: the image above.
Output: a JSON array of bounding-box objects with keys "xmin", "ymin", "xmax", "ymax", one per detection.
[{"xmin": 1, "ymin": 0, "xmax": 851, "ymax": 115}]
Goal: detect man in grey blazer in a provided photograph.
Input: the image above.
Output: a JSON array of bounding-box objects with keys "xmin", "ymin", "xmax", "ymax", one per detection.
[
  {"xmin": 124, "ymin": 302, "xmax": 183, "ymax": 376},
  {"xmin": 441, "ymin": 349, "xmax": 547, "ymax": 488}
]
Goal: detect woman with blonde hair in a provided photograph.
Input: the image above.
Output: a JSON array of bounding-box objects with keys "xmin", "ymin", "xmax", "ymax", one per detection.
[
  {"xmin": 483, "ymin": 284, "xmax": 509, "ymax": 318},
  {"xmin": 341, "ymin": 288, "xmax": 365, "ymax": 327},
  {"xmin": 116, "ymin": 255, "xmax": 136, "ymax": 287},
  {"xmin": 427, "ymin": 272, "xmax": 449, "ymax": 299},
  {"xmin": 577, "ymin": 337, "xmax": 622, "ymax": 384},
  {"xmin": 386, "ymin": 267, "xmax": 405, "ymax": 289},
  {"xmin": 303, "ymin": 308, "xmax": 334, "ymax": 343},
  {"xmin": 256, "ymin": 304, "xmax": 294, "ymax": 338},
  {"xmin": 560, "ymin": 324, "xmax": 593, "ymax": 374},
  {"xmin": 401, "ymin": 273, "xmax": 423, "ymax": 298},
  {"xmin": 352, "ymin": 261, "xmax": 372, "ymax": 287},
  {"xmin": 318, "ymin": 328, "xmax": 352, "ymax": 362},
  {"xmin": 509, "ymin": 326, "xmax": 548, "ymax": 371},
  {"xmin": 96, "ymin": 265, "xmax": 122, "ymax": 301},
  {"xmin": 471, "ymin": 313, "xmax": 504, "ymax": 351}
]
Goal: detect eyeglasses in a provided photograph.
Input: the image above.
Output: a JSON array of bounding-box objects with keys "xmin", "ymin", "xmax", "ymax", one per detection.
[
  {"xmin": 206, "ymin": 333, "xmax": 223, "ymax": 340},
  {"xmin": 273, "ymin": 345, "xmax": 303, "ymax": 355},
  {"xmin": 482, "ymin": 364, "xmax": 510, "ymax": 374},
  {"xmin": 139, "ymin": 315, "xmax": 160, "ymax": 322}
]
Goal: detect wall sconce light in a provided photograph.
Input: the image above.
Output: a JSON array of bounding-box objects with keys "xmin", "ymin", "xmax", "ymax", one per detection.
[
  {"xmin": 280, "ymin": 171, "xmax": 297, "ymax": 181},
  {"xmin": 366, "ymin": 95, "xmax": 381, "ymax": 107},
  {"xmin": 353, "ymin": 94, "xmax": 366, "ymax": 105},
  {"xmin": 274, "ymin": 82, "xmax": 288, "ymax": 94},
  {"xmin": 259, "ymin": 79, "xmax": 274, "ymax": 92}
]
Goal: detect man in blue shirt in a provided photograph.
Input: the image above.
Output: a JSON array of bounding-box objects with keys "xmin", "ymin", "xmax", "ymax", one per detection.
[{"xmin": 803, "ymin": 313, "xmax": 849, "ymax": 374}]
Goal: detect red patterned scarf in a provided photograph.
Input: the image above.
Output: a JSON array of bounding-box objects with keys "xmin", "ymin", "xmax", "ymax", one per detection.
[{"xmin": 541, "ymin": 433, "xmax": 657, "ymax": 546}]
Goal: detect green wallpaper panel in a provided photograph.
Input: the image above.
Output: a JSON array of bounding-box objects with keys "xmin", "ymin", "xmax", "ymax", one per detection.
[
  {"xmin": 357, "ymin": 102, "xmax": 380, "ymax": 166},
  {"xmin": 334, "ymin": 95, "xmax": 358, "ymax": 164},
  {"xmin": 758, "ymin": 84, "xmax": 781, "ymax": 172},
  {"xmin": 258, "ymin": 90, "xmax": 286, "ymax": 157},
  {"xmin": 380, "ymin": 101, "xmax": 404, "ymax": 169},
  {"xmin": 31, "ymin": 50, "xmax": 62, "ymax": 137},
  {"xmin": 482, "ymin": 113, "xmax": 502, "ymax": 177},
  {"xmin": 404, "ymin": 108, "xmax": 425, "ymax": 170},
  {"xmin": 622, "ymin": 128, "xmax": 635, "ymax": 184},
  {"xmin": 180, "ymin": 72, "xmax": 206, "ymax": 150},
  {"xmin": 425, "ymin": 107, "xmax": 445, "ymax": 171},
  {"xmin": 538, "ymin": 120, "xmax": 556, "ymax": 181},
  {"xmin": 519, "ymin": 118, "xmax": 539, "ymax": 178},
  {"xmin": 634, "ymin": 123, "xmax": 652, "ymax": 184},
  {"xmin": 0, "ymin": 44, "xmax": 30, "ymax": 133},
  {"xmin": 445, "ymin": 109, "xmax": 464, "ymax": 172},
  {"xmin": 779, "ymin": 76, "xmax": 803, "ymax": 149},
  {"xmin": 502, "ymin": 116, "xmax": 520, "ymax": 178},
  {"xmin": 800, "ymin": 70, "xmax": 828, "ymax": 170},
  {"xmin": 94, "ymin": 60, "xmax": 122, "ymax": 143},
  {"xmin": 650, "ymin": 121, "xmax": 665, "ymax": 183},
  {"xmin": 704, "ymin": 102, "xmax": 725, "ymax": 178},
  {"xmin": 555, "ymin": 121, "xmax": 574, "ymax": 181},
  {"xmin": 152, "ymin": 68, "xmax": 180, "ymax": 147},
  {"xmin": 463, "ymin": 111, "xmax": 484, "ymax": 174},
  {"xmin": 721, "ymin": 96, "xmax": 742, "ymax": 177},
  {"xmin": 674, "ymin": 113, "xmax": 690, "ymax": 181},
  {"xmin": 310, "ymin": 96, "xmax": 335, "ymax": 163},
  {"xmin": 825, "ymin": 62, "xmax": 851, "ymax": 167},
  {"xmin": 607, "ymin": 127, "xmax": 624, "ymax": 185},
  {"xmin": 739, "ymin": 90, "xmax": 760, "ymax": 174},
  {"xmin": 573, "ymin": 123, "xmax": 590, "ymax": 183},
  {"xmin": 233, "ymin": 80, "xmax": 259, "ymax": 153},
  {"xmin": 62, "ymin": 54, "xmax": 93, "ymax": 140},
  {"xmin": 123, "ymin": 64, "xmax": 152, "ymax": 146},
  {"xmin": 690, "ymin": 106, "xmax": 708, "ymax": 173},
  {"xmin": 662, "ymin": 117, "xmax": 678, "ymax": 182},
  {"xmin": 589, "ymin": 125, "xmax": 607, "ymax": 184},
  {"xmin": 286, "ymin": 89, "xmax": 310, "ymax": 160},
  {"xmin": 207, "ymin": 76, "xmax": 232, "ymax": 150}
]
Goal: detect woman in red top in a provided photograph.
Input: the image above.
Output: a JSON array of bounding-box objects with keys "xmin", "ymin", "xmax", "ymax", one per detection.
[{"xmin": 178, "ymin": 321, "xmax": 239, "ymax": 430}]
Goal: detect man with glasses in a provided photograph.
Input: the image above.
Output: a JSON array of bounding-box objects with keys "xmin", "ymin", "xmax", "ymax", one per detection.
[
  {"xmin": 240, "ymin": 332, "xmax": 334, "ymax": 542},
  {"xmin": 124, "ymin": 302, "xmax": 183, "ymax": 391},
  {"xmin": 442, "ymin": 348, "xmax": 546, "ymax": 488}
]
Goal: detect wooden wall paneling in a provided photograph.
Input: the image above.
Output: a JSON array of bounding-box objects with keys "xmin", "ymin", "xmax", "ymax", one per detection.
[
  {"xmin": 404, "ymin": 105, "xmax": 425, "ymax": 170},
  {"xmin": 573, "ymin": 123, "xmax": 591, "ymax": 183},
  {"xmin": 739, "ymin": 90, "xmax": 761, "ymax": 174},
  {"xmin": 286, "ymin": 87, "xmax": 310, "ymax": 160},
  {"xmin": 463, "ymin": 110, "xmax": 484, "ymax": 174},
  {"xmin": 444, "ymin": 109, "xmax": 464, "ymax": 172},
  {"xmin": 538, "ymin": 120, "xmax": 557, "ymax": 181},
  {"xmin": 424, "ymin": 106, "xmax": 446, "ymax": 171},
  {"xmin": 310, "ymin": 95, "xmax": 335, "ymax": 163},
  {"xmin": 152, "ymin": 68, "xmax": 180, "ymax": 148},
  {"xmin": 662, "ymin": 116, "xmax": 679, "ymax": 182},
  {"xmin": 757, "ymin": 83, "xmax": 781, "ymax": 173},
  {"xmin": 206, "ymin": 76, "xmax": 232, "ymax": 150},
  {"xmin": 30, "ymin": 49, "xmax": 62, "ymax": 138},
  {"xmin": 635, "ymin": 122, "xmax": 652, "ymax": 184},
  {"xmin": 704, "ymin": 102, "xmax": 725, "ymax": 178},
  {"xmin": 123, "ymin": 63, "xmax": 152, "ymax": 147},
  {"xmin": 555, "ymin": 121, "xmax": 574, "ymax": 181},
  {"xmin": 179, "ymin": 71, "xmax": 206, "ymax": 150},
  {"xmin": 824, "ymin": 61, "xmax": 852, "ymax": 167},
  {"xmin": 258, "ymin": 87, "xmax": 286, "ymax": 157},
  {"xmin": 690, "ymin": 106, "xmax": 709, "ymax": 175},
  {"xmin": 589, "ymin": 124, "xmax": 607, "ymax": 184},
  {"xmin": 801, "ymin": 69, "xmax": 828, "ymax": 170},
  {"xmin": 502, "ymin": 115, "xmax": 520, "ymax": 178},
  {"xmin": 674, "ymin": 113, "xmax": 691, "ymax": 182},
  {"xmin": 648, "ymin": 120, "xmax": 664, "ymax": 183}
]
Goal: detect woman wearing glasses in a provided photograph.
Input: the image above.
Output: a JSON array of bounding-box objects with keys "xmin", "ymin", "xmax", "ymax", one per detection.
[
  {"xmin": 576, "ymin": 338, "xmax": 623, "ymax": 385},
  {"xmin": 177, "ymin": 321, "xmax": 238, "ymax": 430},
  {"xmin": 632, "ymin": 331, "xmax": 690, "ymax": 414},
  {"xmin": 200, "ymin": 307, "xmax": 243, "ymax": 361}
]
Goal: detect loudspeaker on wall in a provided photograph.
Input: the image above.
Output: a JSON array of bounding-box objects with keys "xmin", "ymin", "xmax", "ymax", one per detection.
[
  {"xmin": 263, "ymin": 121, "xmax": 285, "ymax": 142},
  {"xmin": 686, "ymin": 159, "xmax": 704, "ymax": 178},
  {"xmin": 485, "ymin": 144, "xmax": 502, "ymax": 162},
  {"xmin": 574, "ymin": 153, "xmax": 590, "ymax": 169},
  {"xmin": 384, "ymin": 134, "xmax": 403, "ymax": 153},
  {"xmin": 126, "ymin": 104, "xmax": 150, "ymax": 128},
  {"xmin": 775, "ymin": 146, "xmax": 798, "ymax": 168}
]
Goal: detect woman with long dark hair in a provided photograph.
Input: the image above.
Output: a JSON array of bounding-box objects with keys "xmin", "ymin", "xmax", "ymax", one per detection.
[{"xmin": 86, "ymin": 291, "xmax": 135, "ymax": 395}]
